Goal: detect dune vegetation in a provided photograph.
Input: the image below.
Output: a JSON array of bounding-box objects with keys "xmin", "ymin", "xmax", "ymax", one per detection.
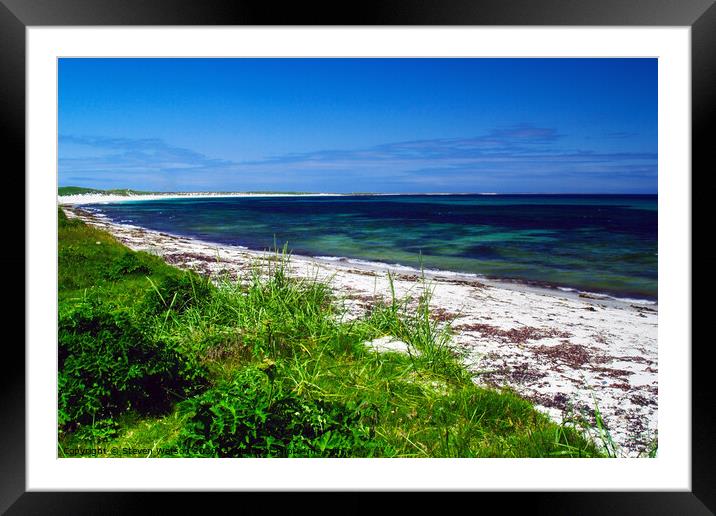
[{"xmin": 58, "ymin": 186, "xmax": 154, "ymax": 197}]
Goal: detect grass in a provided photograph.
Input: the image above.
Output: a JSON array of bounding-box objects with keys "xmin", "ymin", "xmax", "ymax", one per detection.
[{"xmin": 57, "ymin": 207, "xmax": 604, "ymax": 458}]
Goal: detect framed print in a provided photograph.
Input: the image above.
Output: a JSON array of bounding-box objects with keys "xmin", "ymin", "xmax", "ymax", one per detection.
[{"xmin": 4, "ymin": 0, "xmax": 715, "ymax": 512}]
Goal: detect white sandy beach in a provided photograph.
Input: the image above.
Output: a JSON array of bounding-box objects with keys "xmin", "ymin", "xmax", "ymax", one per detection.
[
  {"xmin": 57, "ymin": 192, "xmax": 346, "ymax": 206},
  {"xmin": 62, "ymin": 205, "xmax": 658, "ymax": 457}
]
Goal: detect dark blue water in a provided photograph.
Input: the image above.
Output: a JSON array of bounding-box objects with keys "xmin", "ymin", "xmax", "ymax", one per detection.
[{"xmin": 86, "ymin": 194, "xmax": 658, "ymax": 301}]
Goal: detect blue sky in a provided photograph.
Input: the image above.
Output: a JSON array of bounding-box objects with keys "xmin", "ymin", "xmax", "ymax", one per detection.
[{"xmin": 58, "ymin": 58, "xmax": 657, "ymax": 193}]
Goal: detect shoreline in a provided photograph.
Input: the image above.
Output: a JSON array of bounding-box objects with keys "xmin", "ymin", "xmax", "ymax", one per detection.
[
  {"xmin": 62, "ymin": 205, "xmax": 658, "ymax": 457},
  {"xmin": 70, "ymin": 200, "xmax": 658, "ymax": 307},
  {"xmin": 57, "ymin": 192, "xmax": 347, "ymax": 206}
]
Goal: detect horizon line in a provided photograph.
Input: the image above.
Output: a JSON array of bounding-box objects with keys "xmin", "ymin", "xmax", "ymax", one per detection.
[{"xmin": 58, "ymin": 186, "xmax": 658, "ymax": 196}]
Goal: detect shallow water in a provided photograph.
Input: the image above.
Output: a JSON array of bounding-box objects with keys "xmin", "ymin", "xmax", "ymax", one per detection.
[{"xmin": 85, "ymin": 194, "xmax": 657, "ymax": 301}]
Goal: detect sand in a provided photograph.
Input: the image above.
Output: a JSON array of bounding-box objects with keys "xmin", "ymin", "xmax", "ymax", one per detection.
[
  {"xmin": 57, "ymin": 192, "xmax": 345, "ymax": 206},
  {"xmin": 62, "ymin": 205, "xmax": 658, "ymax": 457}
]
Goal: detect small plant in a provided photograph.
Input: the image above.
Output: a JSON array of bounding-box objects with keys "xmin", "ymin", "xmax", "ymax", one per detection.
[
  {"xmin": 73, "ymin": 418, "xmax": 121, "ymax": 443},
  {"xmin": 366, "ymin": 272, "xmax": 462, "ymax": 379},
  {"xmin": 142, "ymin": 271, "xmax": 213, "ymax": 315},
  {"xmin": 559, "ymin": 392, "xmax": 620, "ymax": 458},
  {"xmin": 177, "ymin": 366, "xmax": 381, "ymax": 457},
  {"xmin": 592, "ymin": 396, "xmax": 619, "ymax": 458},
  {"xmin": 645, "ymin": 432, "xmax": 658, "ymax": 458},
  {"xmin": 105, "ymin": 251, "xmax": 152, "ymax": 280}
]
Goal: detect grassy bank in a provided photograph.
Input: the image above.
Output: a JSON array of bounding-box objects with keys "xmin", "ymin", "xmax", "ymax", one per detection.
[{"xmin": 58, "ymin": 207, "xmax": 603, "ymax": 458}]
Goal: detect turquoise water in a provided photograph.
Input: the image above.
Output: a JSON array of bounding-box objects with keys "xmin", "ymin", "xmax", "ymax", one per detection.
[{"xmin": 86, "ymin": 194, "xmax": 658, "ymax": 301}]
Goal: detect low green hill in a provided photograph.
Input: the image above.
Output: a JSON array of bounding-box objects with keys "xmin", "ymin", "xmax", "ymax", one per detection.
[
  {"xmin": 58, "ymin": 186, "xmax": 152, "ymax": 196},
  {"xmin": 58, "ymin": 186, "xmax": 102, "ymax": 196}
]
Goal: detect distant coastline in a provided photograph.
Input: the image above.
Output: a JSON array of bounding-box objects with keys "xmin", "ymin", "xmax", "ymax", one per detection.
[
  {"xmin": 58, "ymin": 186, "xmax": 656, "ymax": 206},
  {"xmin": 56, "ymin": 190, "xmax": 509, "ymax": 205},
  {"xmin": 58, "ymin": 191, "xmax": 347, "ymax": 205}
]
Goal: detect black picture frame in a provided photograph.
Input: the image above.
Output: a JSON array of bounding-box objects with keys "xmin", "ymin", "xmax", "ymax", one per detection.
[{"xmin": 3, "ymin": 0, "xmax": 714, "ymax": 513}]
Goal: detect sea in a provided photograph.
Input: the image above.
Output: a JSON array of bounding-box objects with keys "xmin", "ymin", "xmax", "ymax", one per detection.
[{"xmin": 82, "ymin": 194, "xmax": 658, "ymax": 303}]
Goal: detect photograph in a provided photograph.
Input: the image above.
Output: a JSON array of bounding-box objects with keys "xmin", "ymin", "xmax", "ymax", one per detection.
[
  {"xmin": 56, "ymin": 57, "xmax": 659, "ymax": 459},
  {"xmin": 2, "ymin": 1, "xmax": 708, "ymax": 507}
]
